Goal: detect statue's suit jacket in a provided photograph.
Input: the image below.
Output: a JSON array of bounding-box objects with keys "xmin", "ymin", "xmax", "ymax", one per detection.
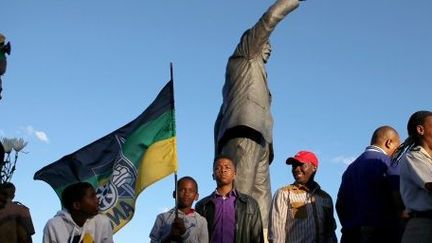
[{"xmin": 215, "ymin": 0, "xmax": 294, "ymax": 161}]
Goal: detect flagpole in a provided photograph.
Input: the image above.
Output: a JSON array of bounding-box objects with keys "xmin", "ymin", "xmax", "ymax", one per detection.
[
  {"xmin": 170, "ymin": 62, "xmax": 179, "ymax": 218},
  {"xmin": 174, "ymin": 172, "xmax": 178, "ymax": 218}
]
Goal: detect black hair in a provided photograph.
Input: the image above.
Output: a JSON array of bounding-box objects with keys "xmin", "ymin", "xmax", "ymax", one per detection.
[
  {"xmin": 0, "ymin": 141, "xmax": 4, "ymax": 164},
  {"xmin": 213, "ymin": 154, "xmax": 236, "ymax": 170},
  {"xmin": 177, "ymin": 176, "xmax": 198, "ymax": 192},
  {"xmin": 0, "ymin": 184, "xmax": 7, "ymax": 196},
  {"xmin": 393, "ymin": 110, "xmax": 432, "ymax": 163},
  {"xmin": 2, "ymin": 182, "xmax": 15, "ymax": 192},
  {"xmin": 61, "ymin": 182, "xmax": 94, "ymax": 211}
]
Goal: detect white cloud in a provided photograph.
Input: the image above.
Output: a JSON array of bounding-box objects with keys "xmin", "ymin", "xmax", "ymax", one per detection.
[
  {"xmin": 25, "ymin": 125, "xmax": 49, "ymax": 143},
  {"xmin": 35, "ymin": 131, "xmax": 49, "ymax": 143},
  {"xmin": 331, "ymin": 155, "xmax": 356, "ymax": 165}
]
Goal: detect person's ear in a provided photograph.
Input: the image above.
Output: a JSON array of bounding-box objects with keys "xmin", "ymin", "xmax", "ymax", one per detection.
[
  {"xmin": 172, "ymin": 190, "xmax": 176, "ymax": 199},
  {"xmin": 313, "ymin": 167, "xmax": 317, "ymax": 171},
  {"xmin": 417, "ymin": 125, "xmax": 425, "ymax": 136},
  {"xmin": 72, "ymin": 201, "xmax": 80, "ymax": 211},
  {"xmin": 194, "ymin": 193, "xmax": 199, "ymax": 201},
  {"xmin": 212, "ymin": 173, "xmax": 215, "ymax": 180},
  {"xmin": 385, "ymin": 139, "xmax": 392, "ymax": 149}
]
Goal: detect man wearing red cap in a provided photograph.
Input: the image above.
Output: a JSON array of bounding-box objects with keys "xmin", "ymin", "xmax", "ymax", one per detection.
[{"xmin": 268, "ymin": 151, "xmax": 337, "ymax": 243}]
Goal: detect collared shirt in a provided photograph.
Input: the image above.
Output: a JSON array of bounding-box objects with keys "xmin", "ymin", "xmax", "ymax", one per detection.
[
  {"xmin": 365, "ymin": 145, "xmax": 387, "ymax": 155},
  {"xmin": 149, "ymin": 208, "xmax": 208, "ymax": 243},
  {"xmin": 212, "ymin": 189, "xmax": 237, "ymax": 243},
  {"xmin": 400, "ymin": 146, "xmax": 432, "ymax": 212},
  {"xmin": 269, "ymin": 182, "xmax": 337, "ymax": 243},
  {"xmin": 366, "ymin": 145, "xmax": 400, "ymax": 176}
]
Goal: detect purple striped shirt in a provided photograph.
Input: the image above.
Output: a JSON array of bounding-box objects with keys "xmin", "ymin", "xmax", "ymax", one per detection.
[{"xmin": 212, "ymin": 190, "xmax": 237, "ymax": 243}]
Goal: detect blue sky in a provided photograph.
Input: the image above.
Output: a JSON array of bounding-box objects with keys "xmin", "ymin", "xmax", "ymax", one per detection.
[{"xmin": 1, "ymin": 0, "xmax": 431, "ymax": 242}]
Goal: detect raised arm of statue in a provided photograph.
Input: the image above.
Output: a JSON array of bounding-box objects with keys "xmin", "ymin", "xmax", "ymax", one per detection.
[{"xmin": 233, "ymin": 0, "xmax": 299, "ymax": 59}]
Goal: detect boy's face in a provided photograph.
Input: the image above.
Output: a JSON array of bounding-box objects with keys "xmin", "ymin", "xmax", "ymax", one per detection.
[
  {"xmin": 176, "ymin": 179, "xmax": 198, "ymax": 208},
  {"xmin": 77, "ymin": 187, "xmax": 99, "ymax": 217},
  {"xmin": 213, "ymin": 158, "xmax": 236, "ymax": 187}
]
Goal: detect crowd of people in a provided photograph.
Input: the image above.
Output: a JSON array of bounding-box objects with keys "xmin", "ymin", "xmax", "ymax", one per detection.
[
  {"xmin": 149, "ymin": 110, "xmax": 432, "ymax": 243},
  {"xmin": 1, "ymin": 108, "xmax": 432, "ymax": 243}
]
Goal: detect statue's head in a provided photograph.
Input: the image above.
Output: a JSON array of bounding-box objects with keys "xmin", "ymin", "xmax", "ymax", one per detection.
[{"xmin": 262, "ymin": 41, "xmax": 272, "ymax": 63}]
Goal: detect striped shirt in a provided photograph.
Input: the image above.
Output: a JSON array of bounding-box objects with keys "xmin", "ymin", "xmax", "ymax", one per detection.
[{"xmin": 269, "ymin": 182, "xmax": 337, "ymax": 243}]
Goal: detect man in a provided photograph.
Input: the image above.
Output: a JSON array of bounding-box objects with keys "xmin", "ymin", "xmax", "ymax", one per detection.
[
  {"xmin": 0, "ymin": 182, "xmax": 35, "ymax": 243},
  {"xmin": 269, "ymin": 151, "xmax": 337, "ymax": 243},
  {"xmin": 196, "ymin": 155, "xmax": 264, "ymax": 243},
  {"xmin": 398, "ymin": 111, "xmax": 432, "ymax": 242},
  {"xmin": 43, "ymin": 182, "xmax": 113, "ymax": 243},
  {"xmin": 150, "ymin": 176, "xmax": 208, "ymax": 243},
  {"xmin": 214, "ymin": 0, "xmax": 301, "ymax": 235},
  {"xmin": 336, "ymin": 126, "xmax": 401, "ymax": 243}
]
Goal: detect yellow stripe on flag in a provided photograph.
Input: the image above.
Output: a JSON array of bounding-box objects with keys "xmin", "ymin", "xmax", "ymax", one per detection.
[{"xmin": 135, "ymin": 137, "xmax": 178, "ymax": 193}]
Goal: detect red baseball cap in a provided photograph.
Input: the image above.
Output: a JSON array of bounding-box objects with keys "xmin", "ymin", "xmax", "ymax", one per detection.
[{"xmin": 286, "ymin": 150, "xmax": 319, "ymax": 167}]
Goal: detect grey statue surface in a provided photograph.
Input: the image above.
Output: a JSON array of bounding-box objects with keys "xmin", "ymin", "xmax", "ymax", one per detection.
[
  {"xmin": 214, "ymin": 0, "xmax": 300, "ymax": 234},
  {"xmin": 0, "ymin": 33, "xmax": 11, "ymax": 100}
]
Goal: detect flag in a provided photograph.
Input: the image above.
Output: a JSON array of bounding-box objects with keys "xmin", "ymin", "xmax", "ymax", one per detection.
[{"xmin": 34, "ymin": 80, "xmax": 178, "ymax": 232}]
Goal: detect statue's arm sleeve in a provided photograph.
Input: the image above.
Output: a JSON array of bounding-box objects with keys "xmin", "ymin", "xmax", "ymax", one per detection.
[{"xmin": 235, "ymin": 0, "xmax": 299, "ymax": 59}]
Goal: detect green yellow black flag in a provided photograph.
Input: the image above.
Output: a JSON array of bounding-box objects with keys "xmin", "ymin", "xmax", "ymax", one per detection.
[{"xmin": 34, "ymin": 80, "xmax": 178, "ymax": 232}]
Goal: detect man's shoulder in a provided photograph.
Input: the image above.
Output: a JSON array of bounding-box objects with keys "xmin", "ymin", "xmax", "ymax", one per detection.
[
  {"xmin": 92, "ymin": 213, "xmax": 111, "ymax": 224},
  {"xmin": 45, "ymin": 214, "xmax": 65, "ymax": 228},
  {"xmin": 278, "ymin": 184, "xmax": 297, "ymax": 192},
  {"xmin": 196, "ymin": 193, "xmax": 214, "ymax": 206},
  {"xmin": 236, "ymin": 191, "xmax": 259, "ymax": 206},
  {"xmin": 316, "ymin": 187, "xmax": 332, "ymax": 199},
  {"xmin": 1, "ymin": 201, "xmax": 30, "ymax": 216},
  {"xmin": 361, "ymin": 149, "xmax": 390, "ymax": 162},
  {"xmin": 193, "ymin": 210, "xmax": 208, "ymax": 222},
  {"xmin": 13, "ymin": 201, "xmax": 28, "ymax": 208}
]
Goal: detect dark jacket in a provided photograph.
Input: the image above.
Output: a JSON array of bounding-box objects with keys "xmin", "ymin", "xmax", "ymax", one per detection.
[
  {"xmin": 195, "ymin": 189, "xmax": 264, "ymax": 243},
  {"xmin": 336, "ymin": 148, "xmax": 398, "ymax": 230}
]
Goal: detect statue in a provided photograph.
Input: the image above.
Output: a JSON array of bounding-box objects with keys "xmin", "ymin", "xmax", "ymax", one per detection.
[
  {"xmin": 214, "ymin": 0, "xmax": 300, "ymax": 236},
  {"xmin": 0, "ymin": 33, "xmax": 11, "ymax": 100}
]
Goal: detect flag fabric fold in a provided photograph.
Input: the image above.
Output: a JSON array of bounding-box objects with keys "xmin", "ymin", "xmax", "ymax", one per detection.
[{"xmin": 34, "ymin": 80, "xmax": 178, "ymax": 232}]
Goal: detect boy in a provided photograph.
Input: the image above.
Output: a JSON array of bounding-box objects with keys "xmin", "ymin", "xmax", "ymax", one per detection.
[
  {"xmin": 150, "ymin": 176, "xmax": 208, "ymax": 243},
  {"xmin": 196, "ymin": 155, "xmax": 264, "ymax": 243},
  {"xmin": 43, "ymin": 182, "xmax": 113, "ymax": 243}
]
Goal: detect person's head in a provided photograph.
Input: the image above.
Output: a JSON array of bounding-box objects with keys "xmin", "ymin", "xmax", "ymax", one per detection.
[
  {"xmin": 286, "ymin": 151, "xmax": 318, "ymax": 185},
  {"xmin": 173, "ymin": 176, "xmax": 199, "ymax": 209},
  {"xmin": 407, "ymin": 111, "xmax": 432, "ymax": 149},
  {"xmin": 2, "ymin": 182, "xmax": 15, "ymax": 200},
  {"xmin": 261, "ymin": 41, "xmax": 272, "ymax": 63},
  {"xmin": 61, "ymin": 182, "xmax": 99, "ymax": 217},
  {"xmin": 370, "ymin": 126, "xmax": 400, "ymax": 156},
  {"xmin": 212, "ymin": 154, "xmax": 236, "ymax": 188},
  {"xmin": 0, "ymin": 184, "xmax": 7, "ymax": 209}
]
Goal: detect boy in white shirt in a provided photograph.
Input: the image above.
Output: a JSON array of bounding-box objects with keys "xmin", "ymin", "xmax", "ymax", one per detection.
[{"xmin": 43, "ymin": 182, "xmax": 113, "ymax": 243}]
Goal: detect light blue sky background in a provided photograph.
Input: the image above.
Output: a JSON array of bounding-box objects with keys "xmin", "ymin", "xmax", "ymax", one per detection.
[{"xmin": 1, "ymin": 0, "xmax": 431, "ymax": 242}]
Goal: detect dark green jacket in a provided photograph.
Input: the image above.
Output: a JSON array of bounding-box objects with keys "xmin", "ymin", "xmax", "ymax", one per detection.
[{"xmin": 195, "ymin": 189, "xmax": 264, "ymax": 243}]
